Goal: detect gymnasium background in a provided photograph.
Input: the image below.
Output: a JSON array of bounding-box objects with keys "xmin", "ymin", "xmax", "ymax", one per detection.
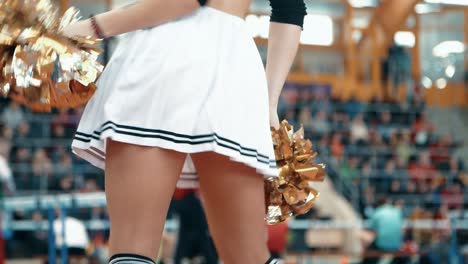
[{"xmin": 1, "ymin": 0, "xmax": 468, "ymax": 263}]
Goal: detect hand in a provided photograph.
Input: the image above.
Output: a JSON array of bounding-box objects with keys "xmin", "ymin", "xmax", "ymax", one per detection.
[
  {"xmin": 270, "ymin": 110, "xmax": 280, "ymax": 130},
  {"xmin": 60, "ymin": 20, "xmax": 95, "ymax": 38}
]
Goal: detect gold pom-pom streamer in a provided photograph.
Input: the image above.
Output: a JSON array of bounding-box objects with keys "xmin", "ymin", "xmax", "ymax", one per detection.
[
  {"xmin": 0, "ymin": 0, "xmax": 103, "ymax": 112},
  {"xmin": 265, "ymin": 120, "xmax": 326, "ymax": 225}
]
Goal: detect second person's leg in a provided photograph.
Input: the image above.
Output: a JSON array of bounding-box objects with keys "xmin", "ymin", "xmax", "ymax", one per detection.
[{"xmin": 192, "ymin": 152, "xmax": 270, "ymax": 264}]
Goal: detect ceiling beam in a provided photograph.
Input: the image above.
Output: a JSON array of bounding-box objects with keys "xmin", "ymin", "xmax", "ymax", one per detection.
[{"xmin": 358, "ymin": 0, "xmax": 420, "ymax": 57}]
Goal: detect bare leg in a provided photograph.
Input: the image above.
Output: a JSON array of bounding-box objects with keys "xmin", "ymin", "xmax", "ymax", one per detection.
[
  {"xmin": 192, "ymin": 152, "xmax": 270, "ymax": 264},
  {"xmin": 105, "ymin": 140, "xmax": 186, "ymax": 260}
]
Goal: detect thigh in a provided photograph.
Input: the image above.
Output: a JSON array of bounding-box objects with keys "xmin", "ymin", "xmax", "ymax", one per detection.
[
  {"xmin": 105, "ymin": 140, "xmax": 186, "ymax": 259},
  {"xmin": 192, "ymin": 152, "xmax": 269, "ymax": 264}
]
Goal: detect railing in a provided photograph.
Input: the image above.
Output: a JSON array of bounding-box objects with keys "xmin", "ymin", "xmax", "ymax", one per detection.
[
  {"xmin": 3, "ymin": 192, "xmax": 468, "ymax": 226},
  {"xmin": 6, "ymin": 163, "xmax": 467, "ymax": 210},
  {"xmin": 1, "ymin": 193, "xmax": 465, "ymax": 262}
]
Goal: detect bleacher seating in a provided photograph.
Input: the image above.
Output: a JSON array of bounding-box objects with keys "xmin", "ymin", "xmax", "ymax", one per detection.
[{"xmin": 1, "ymin": 88, "xmax": 467, "ymax": 259}]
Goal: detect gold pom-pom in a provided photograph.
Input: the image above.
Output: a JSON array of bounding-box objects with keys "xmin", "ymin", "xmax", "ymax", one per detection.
[
  {"xmin": 0, "ymin": 0, "xmax": 103, "ymax": 112},
  {"xmin": 265, "ymin": 120, "xmax": 326, "ymax": 225}
]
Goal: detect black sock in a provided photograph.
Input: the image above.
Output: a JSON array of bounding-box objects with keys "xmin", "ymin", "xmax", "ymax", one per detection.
[
  {"xmin": 265, "ymin": 256, "xmax": 283, "ymax": 264},
  {"xmin": 109, "ymin": 254, "xmax": 155, "ymax": 264}
]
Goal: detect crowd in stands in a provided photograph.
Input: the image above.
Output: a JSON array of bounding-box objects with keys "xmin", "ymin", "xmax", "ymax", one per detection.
[
  {"xmin": 1, "ymin": 85, "xmax": 468, "ymax": 261},
  {"xmin": 277, "ymin": 86, "xmax": 468, "ymax": 262},
  {"xmin": 0, "ymin": 98, "xmax": 107, "ymax": 258},
  {"xmin": 278, "ymin": 87, "xmax": 466, "ymax": 213}
]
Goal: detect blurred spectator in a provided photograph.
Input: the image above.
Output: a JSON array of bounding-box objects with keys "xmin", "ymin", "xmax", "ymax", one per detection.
[
  {"xmin": 53, "ymin": 109, "xmax": 71, "ymax": 125},
  {"xmin": 93, "ymin": 206, "xmax": 108, "ymax": 219},
  {"xmin": 7, "ymin": 211, "xmax": 31, "ymax": 257},
  {"xmin": 339, "ymin": 156, "xmax": 360, "ymax": 183},
  {"xmin": 330, "ymin": 133, "xmax": 345, "ymax": 159},
  {"xmin": 409, "ymin": 96, "xmax": 425, "ymax": 120},
  {"xmin": 389, "ymin": 180, "xmax": 402, "ymax": 194},
  {"xmin": 350, "ymin": 114, "xmax": 369, "ymax": 144},
  {"xmin": 51, "ymin": 145, "xmax": 68, "ymax": 163},
  {"xmin": 441, "ymin": 157, "xmax": 465, "ymax": 185},
  {"xmin": 311, "ymin": 93, "xmax": 332, "ymax": 114},
  {"xmin": 405, "ymin": 180, "xmax": 417, "ymax": 194},
  {"xmin": 389, "ymin": 133, "xmax": 399, "ymax": 148},
  {"xmin": 378, "ymin": 159, "xmax": 397, "ymax": 193},
  {"xmin": 429, "ymin": 134, "xmax": 455, "ymax": 167},
  {"xmin": 81, "ymin": 178, "xmax": 100, "ymax": 193},
  {"xmin": 51, "ymin": 124, "xmax": 67, "ymax": 139},
  {"xmin": 316, "ymin": 135, "xmax": 330, "ymax": 162},
  {"xmin": 295, "ymin": 90, "xmax": 311, "ymax": 112},
  {"xmin": 283, "ymin": 109, "xmax": 297, "ymax": 128},
  {"xmin": 360, "ymin": 160, "xmax": 373, "ymax": 188},
  {"xmin": 400, "ymin": 230, "xmax": 419, "ymax": 258},
  {"xmin": 267, "ymin": 221, "xmax": 288, "ymax": 259},
  {"xmin": 70, "ymin": 106, "xmax": 85, "ymax": 127},
  {"xmin": 0, "ymin": 97, "xmax": 9, "ymax": 113},
  {"xmin": 310, "ymin": 110, "xmax": 330, "ymax": 135},
  {"xmin": 52, "ymin": 109, "xmax": 75, "ymax": 137},
  {"xmin": 434, "ymin": 204, "xmax": 450, "ymax": 234},
  {"xmin": 1, "ymin": 102, "xmax": 24, "ymax": 130},
  {"xmin": 408, "ymin": 151, "xmax": 436, "ymax": 185},
  {"xmin": 411, "ymin": 112, "xmax": 434, "ymax": 146},
  {"xmin": 31, "ymin": 149, "xmax": 53, "ymax": 190},
  {"xmin": 343, "ymin": 96, "xmax": 365, "ymax": 119},
  {"xmin": 29, "ymin": 211, "xmax": 48, "ymax": 256},
  {"xmin": 0, "ymin": 139, "xmax": 14, "ymax": 195},
  {"xmin": 50, "ymin": 174, "xmax": 75, "ymax": 192},
  {"xmin": 368, "ymin": 128, "xmax": 385, "ymax": 148},
  {"xmin": 54, "ymin": 154, "xmax": 73, "ymax": 177},
  {"xmin": 395, "ymin": 131, "xmax": 412, "ymax": 166},
  {"xmin": 277, "ymin": 96, "xmax": 289, "ymax": 120},
  {"xmin": 73, "ymin": 179, "xmax": 103, "ymax": 220},
  {"xmin": 53, "ymin": 209, "xmax": 89, "ymax": 256},
  {"xmin": 331, "ymin": 112, "xmax": 349, "ymax": 132},
  {"xmin": 297, "ymin": 107, "xmax": 313, "ymax": 130},
  {"xmin": 441, "ymin": 183, "xmax": 464, "ymax": 210},
  {"xmin": 377, "ymin": 110, "xmax": 397, "ymax": 143},
  {"xmin": 418, "ymin": 205, "xmax": 452, "ymax": 264},
  {"xmin": 12, "ymin": 147, "xmax": 31, "ymax": 190},
  {"xmin": 361, "ymin": 185, "xmax": 376, "ymax": 218},
  {"xmin": 367, "ymin": 96, "xmax": 383, "ymax": 122},
  {"xmin": 1, "ymin": 124, "xmax": 13, "ymax": 141},
  {"xmin": 173, "ymin": 188, "xmax": 218, "ymax": 264},
  {"xmin": 394, "ymin": 157, "xmax": 409, "ymax": 180},
  {"xmin": 13, "ymin": 121, "xmax": 31, "ymax": 143},
  {"xmin": 361, "ymin": 197, "xmax": 407, "ymax": 264}
]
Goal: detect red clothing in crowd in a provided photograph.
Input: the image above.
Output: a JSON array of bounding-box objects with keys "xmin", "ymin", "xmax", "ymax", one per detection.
[
  {"xmin": 441, "ymin": 188, "xmax": 464, "ymax": 209},
  {"xmin": 429, "ymin": 142, "xmax": 451, "ymax": 165},
  {"xmin": 408, "ymin": 163, "xmax": 436, "ymax": 183},
  {"xmin": 411, "ymin": 119, "xmax": 434, "ymax": 135},
  {"xmin": 267, "ymin": 222, "xmax": 289, "ymax": 254},
  {"xmin": 173, "ymin": 188, "xmax": 199, "ymax": 201}
]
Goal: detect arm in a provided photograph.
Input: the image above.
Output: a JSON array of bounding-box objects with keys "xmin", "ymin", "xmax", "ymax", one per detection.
[
  {"xmin": 266, "ymin": 0, "xmax": 305, "ymax": 128},
  {"xmin": 62, "ymin": 0, "xmax": 203, "ymax": 38},
  {"xmin": 266, "ymin": 24, "xmax": 301, "ymax": 128}
]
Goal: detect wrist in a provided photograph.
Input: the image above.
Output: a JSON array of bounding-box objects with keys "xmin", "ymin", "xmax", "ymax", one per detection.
[
  {"xmin": 269, "ymin": 102, "xmax": 278, "ymax": 111},
  {"xmin": 90, "ymin": 16, "xmax": 106, "ymax": 39}
]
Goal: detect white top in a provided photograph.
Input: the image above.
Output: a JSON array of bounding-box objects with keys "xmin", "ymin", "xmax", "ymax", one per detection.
[
  {"xmin": 351, "ymin": 123, "xmax": 368, "ymax": 141},
  {"xmin": 53, "ymin": 217, "xmax": 90, "ymax": 249},
  {"xmin": 0, "ymin": 155, "xmax": 15, "ymax": 192}
]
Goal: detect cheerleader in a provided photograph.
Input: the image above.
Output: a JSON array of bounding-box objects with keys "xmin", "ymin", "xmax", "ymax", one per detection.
[{"xmin": 61, "ymin": 0, "xmax": 305, "ymax": 263}]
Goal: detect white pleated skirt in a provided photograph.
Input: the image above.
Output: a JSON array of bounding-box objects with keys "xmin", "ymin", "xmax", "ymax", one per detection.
[{"xmin": 72, "ymin": 7, "xmax": 277, "ymax": 187}]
